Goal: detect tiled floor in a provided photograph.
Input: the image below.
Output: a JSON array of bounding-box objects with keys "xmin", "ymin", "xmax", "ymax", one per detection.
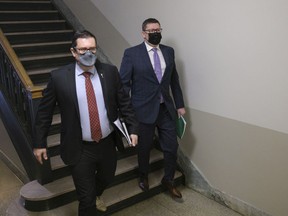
[
  {"xmin": 0, "ymin": 159, "xmax": 23, "ymax": 216},
  {"xmin": 0, "ymin": 158, "xmax": 242, "ymax": 216},
  {"xmin": 112, "ymin": 185, "xmax": 242, "ymax": 216}
]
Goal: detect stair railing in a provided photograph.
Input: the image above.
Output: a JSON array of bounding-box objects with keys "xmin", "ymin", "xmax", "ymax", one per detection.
[{"xmin": 0, "ymin": 28, "xmax": 52, "ymax": 183}]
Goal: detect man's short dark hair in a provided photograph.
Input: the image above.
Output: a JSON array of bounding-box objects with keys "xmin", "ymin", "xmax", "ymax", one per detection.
[
  {"xmin": 71, "ymin": 30, "xmax": 97, "ymax": 48},
  {"xmin": 142, "ymin": 18, "xmax": 161, "ymax": 31}
]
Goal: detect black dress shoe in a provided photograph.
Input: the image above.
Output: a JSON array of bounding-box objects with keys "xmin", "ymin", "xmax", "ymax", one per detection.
[
  {"xmin": 139, "ymin": 178, "xmax": 149, "ymax": 191},
  {"xmin": 161, "ymin": 179, "xmax": 182, "ymax": 198}
]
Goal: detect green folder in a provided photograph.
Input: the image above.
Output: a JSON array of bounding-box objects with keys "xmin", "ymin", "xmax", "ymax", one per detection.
[{"xmin": 176, "ymin": 115, "xmax": 186, "ymax": 139}]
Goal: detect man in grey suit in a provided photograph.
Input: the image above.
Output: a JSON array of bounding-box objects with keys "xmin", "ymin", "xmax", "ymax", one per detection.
[
  {"xmin": 33, "ymin": 30, "xmax": 138, "ymax": 216},
  {"xmin": 119, "ymin": 18, "xmax": 186, "ymax": 199}
]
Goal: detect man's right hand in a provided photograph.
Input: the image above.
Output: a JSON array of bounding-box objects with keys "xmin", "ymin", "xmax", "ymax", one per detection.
[{"xmin": 33, "ymin": 148, "xmax": 48, "ymax": 165}]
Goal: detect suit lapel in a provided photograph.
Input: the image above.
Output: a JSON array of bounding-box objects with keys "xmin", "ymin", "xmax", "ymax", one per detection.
[
  {"xmin": 95, "ymin": 61, "xmax": 110, "ymax": 114},
  {"xmin": 66, "ymin": 63, "xmax": 81, "ymax": 118},
  {"xmin": 159, "ymin": 45, "xmax": 169, "ymax": 80},
  {"xmin": 140, "ymin": 42, "xmax": 159, "ymax": 82}
]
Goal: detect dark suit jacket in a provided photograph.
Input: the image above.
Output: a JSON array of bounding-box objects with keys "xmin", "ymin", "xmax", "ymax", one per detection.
[
  {"xmin": 34, "ymin": 60, "xmax": 138, "ymax": 165},
  {"xmin": 119, "ymin": 42, "xmax": 185, "ymax": 124}
]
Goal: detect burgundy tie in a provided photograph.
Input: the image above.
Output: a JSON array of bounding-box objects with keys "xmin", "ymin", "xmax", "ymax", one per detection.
[{"xmin": 83, "ymin": 72, "xmax": 102, "ymax": 142}]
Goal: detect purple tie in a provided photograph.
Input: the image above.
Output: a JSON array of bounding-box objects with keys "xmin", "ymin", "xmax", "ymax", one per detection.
[
  {"xmin": 152, "ymin": 48, "xmax": 162, "ymax": 82},
  {"xmin": 152, "ymin": 48, "xmax": 164, "ymax": 103}
]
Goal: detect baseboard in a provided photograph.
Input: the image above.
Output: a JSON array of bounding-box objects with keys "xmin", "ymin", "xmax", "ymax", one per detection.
[
  {"xmin": 0, "ymin": 150, "xmax": 29, "ymax": 184},
  {"xmin": 177, "ymin": 149, "xmax": 271, "ymax": 216}
]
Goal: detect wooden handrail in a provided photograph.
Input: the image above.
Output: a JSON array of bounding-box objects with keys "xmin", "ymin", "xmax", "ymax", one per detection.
[{"xmin": 0, "ymin": 28, "xmax": 44, "ymax": 99}]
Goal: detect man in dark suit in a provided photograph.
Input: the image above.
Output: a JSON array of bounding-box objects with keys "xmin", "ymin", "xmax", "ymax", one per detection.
[
  {"xmin": 119, "ymin": 18, "xmax": 186, "ymax": 199},
  {"xmin": 33, "ymin": 30, "xmax": 138, "ymax": 216}
]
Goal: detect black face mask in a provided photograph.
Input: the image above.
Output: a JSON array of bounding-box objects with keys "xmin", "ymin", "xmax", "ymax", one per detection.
[{"xmin": 148, "ymin": 32, "xmax": 162, "ymax": 45}]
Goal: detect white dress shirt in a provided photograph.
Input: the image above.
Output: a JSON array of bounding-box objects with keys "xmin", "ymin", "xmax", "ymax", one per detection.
[
  {"xmin": 144, "ymin": 42, "xmax": 166, "ymax": 77},
  {"xmin": 75, "ymin": 63, "xmax": 113, "ymax": 141}
]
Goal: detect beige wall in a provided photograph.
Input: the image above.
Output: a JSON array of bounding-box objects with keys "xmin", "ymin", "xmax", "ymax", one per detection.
[
  {"xmin": 63, "ymin": 1, "xmax": 288, "ymax": 215},
  {"xmin": 184, "ymin": 108, "xmax": 288, "ymax": 216}
]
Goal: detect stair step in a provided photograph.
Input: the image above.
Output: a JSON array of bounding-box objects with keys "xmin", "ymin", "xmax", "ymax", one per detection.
[
  {"xmin": 47, "ymin": 134, "xmax": 60, "ymax": 148},
  {"xmin": 12, "ymin": 41, "xmax": 71, "ymax": 48},
  {"xmin": 29, "ymin": 75, "xmax": 50, "ymax": 86},
  {"xmin": 0, "ymin": 20, "xmax": 69, "ymax": 33},
  {"xmin": 103, "ymin": 169, "xmax": 183, "ymax": 209},
  {"xmin": 46, "ymin": 132, "xmax": 138, "ymax": 159},
  {"xmin": 20, "ymin": 176, "xmax": 74, "ymax": 201},
  {"xmin": 0, "ymin": 1, "xmax": 53, "ymax": 11},
  {"xmin": 26, "ymin": 67, "xmax": 58, "ymax": 86},
  {"xmin": 47, "ymin": 133, "xmax": 132, "ymax": 152},
  {"xmin": 26, "ymin": 68, "xmax": 54, "ymax": 86},
  {"xmin": 0, "ymin": 20, "xmax": 66, "ymax": 24},
  {"xmin": 5, "ymin": 29, "xmax": 74, "ymax": 45},
  {"xmin": 5, "ymin": 29, "xmax": 73, "ymax": 36},
  {"xmin": 0, "ymin": 10, "xmax": 60, "ymax": 21},
  {"xmin": 20, "ymin": 149, "xmax": 163, "ymax": 201},
  {"xmin": 19, "ymin": 52, "xmax": 71, "ymax": 61},
  {"xmin": 51, "ymin": 113, "xmax": 61, "ymax": 125},
  {"xmin": 48, "ymin": 140, "xmax": 142, "ymax": 180},
  {"xmin": 0, "ymin": 10, "xmax": 57, "ymax": 13},
  {"xmin": 20, "ymin": 53, "xmax": 74, "ymax": 72},
  {"xmin": 50, "ymin": 148, "xmax": 163, "ymax": 173},
  {"xmin": 20, "ymin": 168, "xmax": 183, "ymax": 212},
  {"xmin": 27, "ymin": 67, "xmax": 59, "ymax": 76},
  {"xmin": 13, "ymin": 41, "xmax": 71, "ymax": 57}
]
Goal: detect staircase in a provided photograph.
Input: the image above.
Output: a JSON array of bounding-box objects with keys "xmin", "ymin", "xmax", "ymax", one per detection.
[
  {"xmin": 0, "ymin": 0, "xmax": 74, "ymax": 86},
  {"xmin": 0, "ymin": 0, "xmax": 184, "ymax": 215}
]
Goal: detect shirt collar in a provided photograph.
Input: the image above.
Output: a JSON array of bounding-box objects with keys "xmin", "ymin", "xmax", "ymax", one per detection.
[
  {"xmin": 76, "ymin": 63, "xmax": 96, "ymax": 77},
  {"xmin": 144, "ymin": 41, "xmax": 160, "ymax": 52}
]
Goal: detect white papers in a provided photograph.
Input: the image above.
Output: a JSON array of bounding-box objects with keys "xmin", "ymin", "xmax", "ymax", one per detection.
[{"xmin": 113, "ymin": 118, "xmax": 132, "ymax": 145}]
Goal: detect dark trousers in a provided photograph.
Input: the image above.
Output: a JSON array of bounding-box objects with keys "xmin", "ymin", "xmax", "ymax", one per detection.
[
  {"xmin": 138, "ymin": 103, "xmax": 178, "ymax": 181},
  {"xmin": 70, "ymin": 133, "xmax": 117, "ymax": 216}
]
